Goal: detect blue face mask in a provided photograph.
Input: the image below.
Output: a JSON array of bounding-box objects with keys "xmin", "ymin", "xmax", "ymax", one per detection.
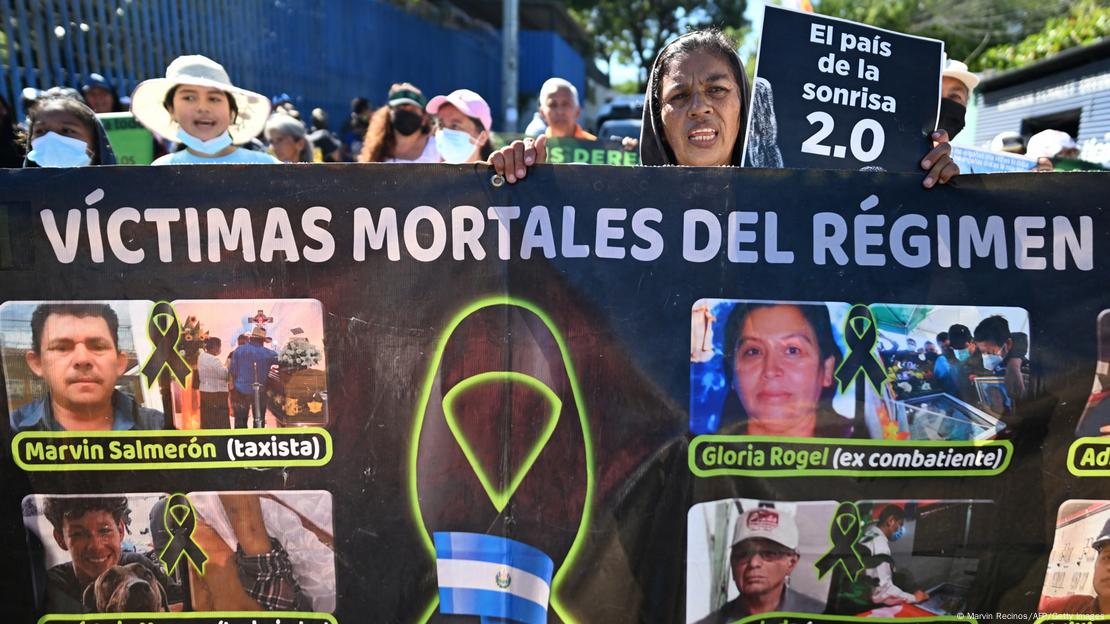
[
  {"xmin": 27, "ymin": 131, "xmax": 92, "ymax": 168},
  {"xmin": 954, "ymin": 348, "xmax": 970, "ymax": 362},
  {"xmin": 435, "ymin": 128, "xmax": 478, "ymax": 163},
  {"xmin": 982, "ymin": 353, "xmax": 1004, "ymax": 370},
  {"xmin": 176, "ymin": 128, "xmax": 233, "ymax": 155},
  {"xmin": 891, "ymin": 526, "xmax": 905, "ymax": 542}
]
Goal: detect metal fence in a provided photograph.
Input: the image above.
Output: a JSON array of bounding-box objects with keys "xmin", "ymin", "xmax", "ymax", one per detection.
[{"xmin": 0, "ymin": 0, "xmax": 507, "ymax": 128}]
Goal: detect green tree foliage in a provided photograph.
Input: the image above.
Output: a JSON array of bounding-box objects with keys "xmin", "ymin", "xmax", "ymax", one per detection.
[
  {"xmin": 568, "ymin": 0, "xmax": 748, "ymax": 90},
  {"xmin": 978, "ymin": 0, "xmax": 1110, "ymax": 70},
  {"xmin": 815, "ymin": 0, "xmax": 1080, "ymax": 69}
]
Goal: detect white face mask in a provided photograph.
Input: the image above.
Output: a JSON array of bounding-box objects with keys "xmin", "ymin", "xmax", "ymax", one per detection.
[
  {"xmin": 27, "ymin": 131, "xmax": 92, "ymax": 168},
  {"xmin": 982, "ymin": 353, "xmax": 1004, "ymax": 370},
  {"xmin": 176, "ymin": 128, "xmax": 233, "ymax": 155},
  {"xmin": 435, "ymin": 128, "xmax": 478, "ymax": 163}
]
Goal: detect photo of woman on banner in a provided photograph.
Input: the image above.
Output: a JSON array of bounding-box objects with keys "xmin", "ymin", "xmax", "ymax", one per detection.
[
  {"xmin": 489, "ymin": 29, "xmax": 957, "ymax": 189},
  {"xmin": 722, "ymin": 302, "xmax": 848, "ymax": 438},
  {"xmin": 690, "ymin": 300, "xmax": 855, "ymax": 438}
]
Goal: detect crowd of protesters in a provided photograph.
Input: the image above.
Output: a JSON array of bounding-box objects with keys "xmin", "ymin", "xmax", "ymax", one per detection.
[{"xmin": 0, "ymin": 28, "xmax": 1098, "ymax": 178}]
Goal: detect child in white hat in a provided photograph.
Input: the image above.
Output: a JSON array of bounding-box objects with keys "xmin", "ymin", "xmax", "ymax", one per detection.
[{"xmin": 132, "ymin": 55, "xmax": 279, "ymax": 165}]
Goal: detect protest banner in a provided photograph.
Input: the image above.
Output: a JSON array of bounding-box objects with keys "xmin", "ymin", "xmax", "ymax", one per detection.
[
  {"xmin": 97, "ymin": 112, "xmax": 156, "ymax": 166},
  {"xmin": 0, "ymin": 164, "xmax": 1107, "ymax": 623},
  {"xmin": 743, "ymin": 7, "xmax": 943, "ymax": 172},
  {"xmin": 493, "ymin": 133, "xmax": 641, "ymax": 165}
]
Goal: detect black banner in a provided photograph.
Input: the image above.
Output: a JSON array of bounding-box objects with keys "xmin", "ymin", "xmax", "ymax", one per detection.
[{"xmin": 0, "ymin": 164, "xmax": 1107, "ymax": 623}]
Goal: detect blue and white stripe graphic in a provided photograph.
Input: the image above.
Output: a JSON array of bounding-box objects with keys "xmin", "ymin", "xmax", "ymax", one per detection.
[{"xmin": 434, "ymin": 531, "xmax": 554, "ymax": 624}]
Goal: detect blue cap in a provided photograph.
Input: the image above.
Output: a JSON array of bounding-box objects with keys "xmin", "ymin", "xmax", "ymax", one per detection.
[
  {"xmin": 271, "ymin": 92, "xmax": 293, "ymax": 106},
  {"xmin": 82, "ymin": 73, "xmax": 112, "ymax": 92}
]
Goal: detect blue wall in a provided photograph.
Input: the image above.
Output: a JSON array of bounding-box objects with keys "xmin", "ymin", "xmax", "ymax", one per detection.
[
  {"xmin": 0, "ymin": 0, "xmax": 593, "ymax": 131},
  {"xmin": 520, "ymin": 29, "xmax": 586, "ymax": 105}
]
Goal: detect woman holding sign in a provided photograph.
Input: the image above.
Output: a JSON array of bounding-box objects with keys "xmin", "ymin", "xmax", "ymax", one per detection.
[{"xmin": 490, "ymin": 29, "xmax": 957, "ymax": 187}]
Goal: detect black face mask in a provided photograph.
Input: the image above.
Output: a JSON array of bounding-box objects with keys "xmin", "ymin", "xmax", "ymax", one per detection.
[
  {"xmin": 937, "ymin": 97, "xmax": 966, "ymax": 139},
  {"xmin": 391, "ymin": 109, "xmax": 424, "ymax": 136}
]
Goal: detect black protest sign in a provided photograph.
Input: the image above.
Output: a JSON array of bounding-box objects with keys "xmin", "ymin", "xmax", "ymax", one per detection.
[
  {"xmin": 0, "ymin": 164, "xmax": 1107, "ymax": 623},
  {"xmin": 744, "ymin": 6, "xmax": 943, "ymax": 172}
]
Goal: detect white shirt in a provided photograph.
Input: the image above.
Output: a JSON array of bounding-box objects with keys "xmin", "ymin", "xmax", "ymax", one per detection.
[
  {"xmin": 385, "ymin": 135, "xmax": 441, "ymax": 163},
  {"xmin": 197, "ymin": 352, "xmax": 229, "ymax": 393},
  {"xmin": 153, "ymin": 147, "xmax": 281, "ymax": 165},
  {"xmin": 861, "ymin": 524, "xmax": 917, "ymax": 605}
]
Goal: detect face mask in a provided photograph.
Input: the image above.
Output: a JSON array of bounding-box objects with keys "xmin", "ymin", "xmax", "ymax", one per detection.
[
  {"xmin": 982, "ymin": 353, "xmax": 1003, "ymax": 370},
  {"xmin": 937, "ymin": 98, "xmax": 966, "ymax": 139},
  {"xmin": 391, "ymin": 109, "xmax": 424, "ymax": 136},
  {"xmin": 891, "ymin": 526, "xmax": 906, "ymax": 542},
  {"xmin": 27, "ymin": 131, "xmax": 92, "ymax": 168},
  {"xmin": 435, "ymin": 128, "xmax": 477, "ymax": 163},
  {"xmin": 953, "ymin": 348, "xmax": 970, "ymax": 362},
  {"xmin": 176, "ymin": 128, "xmax": 233, "ymax": 155}
]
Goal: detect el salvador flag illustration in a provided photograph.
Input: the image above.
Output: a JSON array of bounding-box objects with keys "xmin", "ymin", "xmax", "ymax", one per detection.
[{"xmin": 434, "ymin": 532, "xmax": 554, "ymax": 624}]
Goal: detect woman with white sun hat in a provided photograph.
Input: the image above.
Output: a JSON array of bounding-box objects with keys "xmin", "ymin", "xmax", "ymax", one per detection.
[{"xmin": 131, "ymin": 54, "xmax": 279, "ymax": 165}]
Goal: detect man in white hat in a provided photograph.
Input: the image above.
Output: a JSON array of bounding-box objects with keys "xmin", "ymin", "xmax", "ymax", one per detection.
[
  {"xmin": 942, "ymin": 59, "xmax": 978, "ymax": 108},
  {"xmin": 695, "ymin": 506, "xmax": 824, "ymax": 623},
  {"xmin": 936, "ymin": 59, "xmax": 979, "ymax": 139}
]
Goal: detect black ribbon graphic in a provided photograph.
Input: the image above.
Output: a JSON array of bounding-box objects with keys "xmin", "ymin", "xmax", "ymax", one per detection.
[
  {"xmin": 141, "ymin": 301, "xmax": 191, "ymax": 387},
  {"xmin": 814, "ymin": 501, "xmax": 868, "ymax": 582},
  {"xmin": 834, "ymin": 304, "xmax": 888, "ymax": 394},
  {"xmin": 159, "ymin": 493, "xmax": 208, "ymax": 576}
]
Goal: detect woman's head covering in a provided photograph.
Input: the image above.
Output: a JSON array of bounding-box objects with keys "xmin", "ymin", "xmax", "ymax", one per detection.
[
  {"xmin": 131, "ymin": 54, "xmax": 271, "ymax": 144},
  {"xmin": 640, "ymin": 29, "xmax": 751, "ymax": 166}
]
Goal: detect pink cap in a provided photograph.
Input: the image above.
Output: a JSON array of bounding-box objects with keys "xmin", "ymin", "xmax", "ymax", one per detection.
[{"xmin": 427, "ymin": 89, "xmax": 493, "ymax": 132}]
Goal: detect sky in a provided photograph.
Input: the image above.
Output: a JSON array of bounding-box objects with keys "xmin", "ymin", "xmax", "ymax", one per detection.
[{"xmin": 606, "ymin": 0, "xmax": 769, "ymax": 87}]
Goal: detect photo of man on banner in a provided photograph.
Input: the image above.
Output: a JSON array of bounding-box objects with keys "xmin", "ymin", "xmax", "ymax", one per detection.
[
  {"xmin": 4, "ymin": 302, "xmax": 165, "ymax": 432},
  {"xmin": 23, "ymin": 491, "xmax": 334, "ymax": 614}
]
